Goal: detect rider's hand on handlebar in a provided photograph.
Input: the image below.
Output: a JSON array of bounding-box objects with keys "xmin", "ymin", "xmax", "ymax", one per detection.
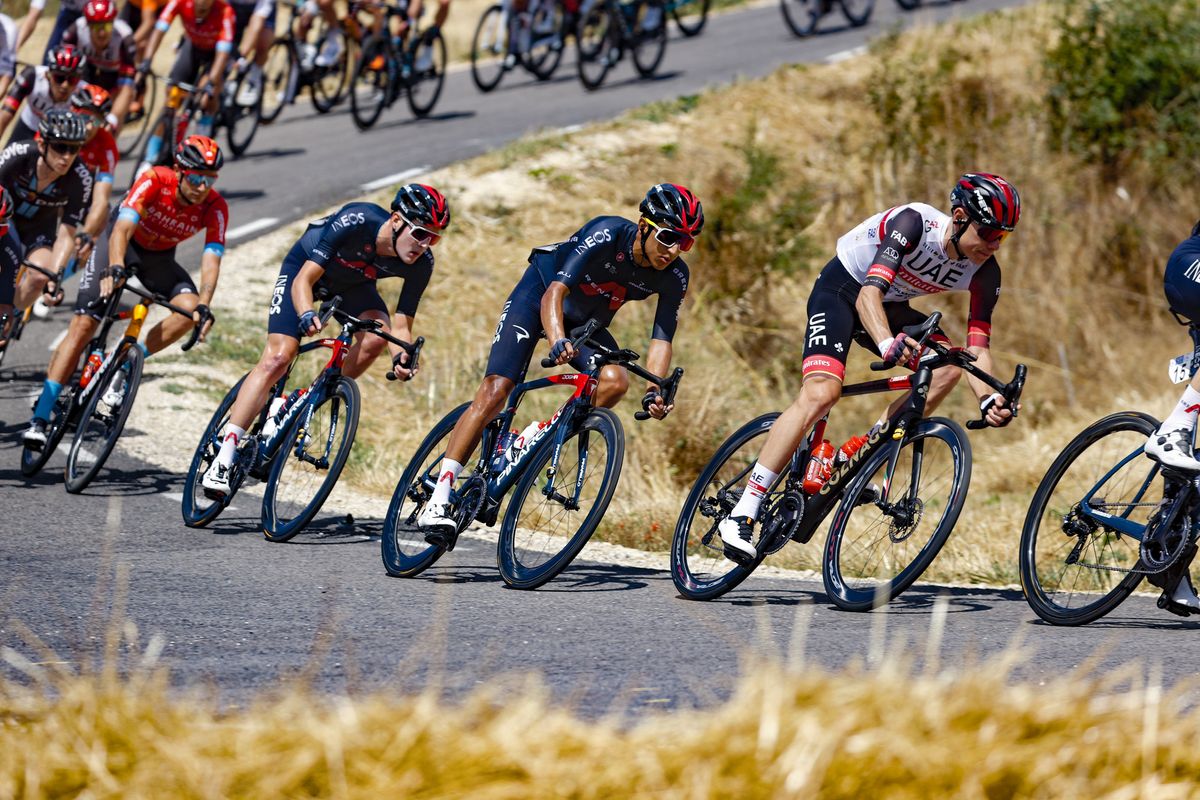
[
  {"xmin": 391, "ymin": 349, "xmax": 417, "ymax": 381},
  {"xmin": 74, "ymin": 231, "xmax": 94, "ymax": 263},
  {"xmin": 879, "ymin": 333, "xmax": 920, "ymax": 368},
  {"xmin": 41, "ymin": 273, "xmax": 64, "ymax": 306},
  {"xmin": 99, "ymin": 264, "xmax": 123, "ymax": 301},
  {"xmin": 549, "ymin": 337, "xmax": 576, "ymax": 366},
  {"xmin": 641, "ymin": 388, "xmax": 672, "ymax": 420},
  {"xmin": 298, "ymin": 310, "xmax": 323, "ymax": 337},
  {"xmin": 193, "ymin": 303, "xmax": 215, "ymax": 342},
  {"xmin": 980, "ymin": 392, "xmax": 1018, "ymax": 428}
]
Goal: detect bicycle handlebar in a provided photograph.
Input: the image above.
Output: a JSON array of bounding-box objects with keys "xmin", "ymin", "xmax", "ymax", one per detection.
[
  {"xmin": 22, "ymin": 260, "xmax": 65, "ymax": 304},
  {"xmin": 869, "ymin": 312, "xmax": 943, "ymax": 372},
  {"xmin": 966, "ymin": 363, "xmax": 1027, "ymax": 430},
  {"xmin": 316, "ymin": 295, "xmax": 425, "ymax": 380},
  {"xmin": 83, "ymin": 264, "xmax": 209, "ymax": 351}
]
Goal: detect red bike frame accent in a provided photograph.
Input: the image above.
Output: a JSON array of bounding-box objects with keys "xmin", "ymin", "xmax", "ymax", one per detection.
[
  {"xmin": 548, "ymin": 372, "xmax": 598, "ymax": 401},
  {"xmin": 316, "ymin": 337, "xmax": 351, "ymax": 371}
]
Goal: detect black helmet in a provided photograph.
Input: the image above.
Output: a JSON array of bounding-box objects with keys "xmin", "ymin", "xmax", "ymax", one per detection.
[
  {"xmin": 174, "ymin": 134, "xmax": 224, "ymax": 171},
  {"xmin": 391, "ymin": 183, "xmax": 450, "ymax": 230},
  {"xmin": 640, "ymin": 183, "xmax": 704, "ymax": 236},
  {"xmin": 38, "ymin": 110, "xmax": 89, "ymax": 146},
  {"xmin": 950, "ymin": 173, "xmax": 1021, "ymax": 231}
]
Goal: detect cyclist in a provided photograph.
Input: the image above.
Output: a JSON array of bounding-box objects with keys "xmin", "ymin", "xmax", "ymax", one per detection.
[
  {"xmin": 229, "ymin": 0, "xmax": 276, "ymax": 105},
  {"xmin": 62, "ymin": 0, "xmax": 137, "ymax": 131},
  {"xmin": 0, "ymin": 188, "xmax": 25, "ymax": 336},
  {"xmin": 0, "ymin": 111, "xmax": 93, "ymax": 312},
  {"xmin": 119, "ymin": 0, "xmax": 162, "ymax": 51},
  {"xmin": 0, "ymin": 45, "xmax": 88, "ymax": 144},
  {"xmin": 22, "ymin": 135, "xmax": 226, "ymax": 449},
  {"xmin": 72, "ymin": 85, "xmax": 120, "ymax": 258},
  {"xmin": 0, "ymin": 12, "xmax": 17, "ymax": 99},
  {"xmin": 200, "ymin": 183, "xmax": 450, "ymax": 496},
  {"xmin": 416, "ymin": 182, "xmax": 701, "ymax": 546},
  {"xmin": 715, "ymin": 173, "xmax": 1020, "ymax": 564},
  {"xmin": 15, "ymin": 0, "xmax": 88, "ymax": 58},
  {"xmin": 136, "ymin": 0, "xmax": 235, "ymax": 172}
]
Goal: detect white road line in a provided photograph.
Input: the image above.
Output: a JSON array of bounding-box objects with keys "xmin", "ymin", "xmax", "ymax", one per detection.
[
  {"xmin": 226, "ymin": 217, "xmax": 281, "ymax": 240},
  {"xmin": 360, "ymin": 165, "xmax": 430, "ymax": 193},
  {"xmin": 47, "ymin": 328, "xmax": 68, "ymax": 351},
  {"xmin": 826, "ymin": 46, "xmax": 867, "ymax": 64}
]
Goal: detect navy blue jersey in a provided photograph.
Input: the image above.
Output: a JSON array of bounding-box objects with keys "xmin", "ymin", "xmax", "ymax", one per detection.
[
  {"xmin": 0, "ymin": 227, "xmax": 21, "ymax": 306},
  {"xmin": 530, "ymin": 215, "xmax": 689, "ymax": 342},
  {"xmin": 292, "ymin": 202, "xmax": 434, "ymax": 317}
]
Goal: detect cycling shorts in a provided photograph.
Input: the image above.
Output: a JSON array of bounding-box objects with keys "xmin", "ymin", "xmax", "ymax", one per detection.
[
  {"xmin": 169, "ymin": 39, "xmax": 216, "ymax": 85},
  {"xmin": 13, "ymin": 219, "xmax": 57, "ymax": 256},
  {"xmin": 232, "ymin": 0, "xmax": 275, "ymax": 37},
  {"xmin": 74, "ymin": 235, "xmax": 195, "ymax": 320},
  {"xmin": 266, "ymin": 250, "xmax": 387, "ymax": 339},
  {"xmin": 1164, "ymin": 237, "xmax": 1200, "ymax": 323},
  {"xmin": 800, "ymin": 257, "xmax": 951, "ymax": 381},
  {"xmin": 484, "ymin": 263, "xmax": 619, "ymax": 383}
]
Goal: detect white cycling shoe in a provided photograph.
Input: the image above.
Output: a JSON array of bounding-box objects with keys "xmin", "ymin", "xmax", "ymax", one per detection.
[
  {"xmin": 718, "ymin": 515, "xmax": 757, "ymax": 564},
  {"xmin": 418, "ymin": 502, "xmax": 457, "ymax": 548},
  {"xmin": 202, "ymin": 460, "xmax": 233, "ymax": 498},
  {"xmin": 1145, "ymin": 427, "xmax": 1200, "ymax": 473}
]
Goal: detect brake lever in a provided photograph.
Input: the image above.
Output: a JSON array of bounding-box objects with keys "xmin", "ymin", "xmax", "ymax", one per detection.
[
  {"xmin": 540, "ymin": 320, "xmax": 599, "ymax": 369},
  {"xmin": 385, "ymin": 336, "xmax": 425, "ymax": 381},
  {"xmin": 634, "ymin": 366, "xmax": 684, "ymax": 421},
  {"xmin": 967, "ymin": 364, "xmax": 1028, "ymax": 430}
]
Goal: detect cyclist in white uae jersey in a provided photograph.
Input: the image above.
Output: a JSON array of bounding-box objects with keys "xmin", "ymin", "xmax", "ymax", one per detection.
[{"xmin": 714, "ymin": 173, "xmax": 1022, "ymax": 564}]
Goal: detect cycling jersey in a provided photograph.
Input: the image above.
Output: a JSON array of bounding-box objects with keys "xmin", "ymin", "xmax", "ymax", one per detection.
[
  {"xmin": 1164, "ymin": 235, "xmax": 1200, "ymax": 321},
  {"xmin": 0, "ymin": 139, "xmax": 93, "ymax": 252},
  {"xmin": 74, "ymin": 220, "xmax": 197, "ymax": 319},
  {"xmin": 62, "ymin": 17, "xmax": 137, "ymax": 89},
  {"xmin": 78, "ymin": 127, "xmax": 119, "ymax": 184},
  {"xmin": 118, "ymin": 165, "xmax": 227, "ymax": 252},
  {"xmin": 0, "ymin": 228, "xmax": 24, "ymax": 307},
  {"xmin": 155, "ymin": 0, "xmax": 235, "ymax": 53},
  {"xmin": 3, "ymin": 66, "xmax": 74, "ymax": 137}
]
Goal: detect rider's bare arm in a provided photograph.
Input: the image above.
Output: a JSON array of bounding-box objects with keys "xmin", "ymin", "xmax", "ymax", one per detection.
[
  {"xmin": 84, "ymin": 181, "xmax": 114, "ymax": 239},
  {"xmin": 15, "ymin": 4, "xmax": 41, "ymax": 52},
  {"xmin": 290, "ymin": 260, "xmax": 327, "ymax": 329}
]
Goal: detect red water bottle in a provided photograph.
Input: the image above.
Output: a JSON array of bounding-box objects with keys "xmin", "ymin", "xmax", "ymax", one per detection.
[
  {"xmin": 79, "ymin": 351, "xmax": 103, "ymax": 388},
  {"xmin": 803, "ymin": 439, "xmax": 836, "ymax": 494},
  {"xmin": 836, "ymin": 434, "xmax": 870, "ymax": 464}
]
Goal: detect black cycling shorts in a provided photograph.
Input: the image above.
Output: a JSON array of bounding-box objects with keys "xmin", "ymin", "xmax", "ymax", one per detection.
[
  {"xmin": 169, "ymin": 40, "xmax": 217, "ymax": 85},
  {"xmin": 484, "ymin": 263, "xmax": 619, "ymax": 383},
  {"xmin": 12, "ymin": 218, "xmax": 56, "ymax": 256},
  {"xmin": 266, "ymin": 251, "xmax": 388, "ymax": 339},
  {"xmin": 74, "ymin": 235, "xmax": 196, "ymax": 320},
  {"xmin": 1165, "ymin": 237, "xmax": 1200, "ymax": 322}
]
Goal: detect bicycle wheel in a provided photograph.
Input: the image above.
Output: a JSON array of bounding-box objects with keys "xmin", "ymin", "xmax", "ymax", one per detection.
[
  {"xmin": 840, "ymin": 0, "xmax": 874, "ymax": 26},
  {"xmin": 261, "ymin": 376, "xmax": 360, "ymax": 542},
  {"xmin": 671, "ymin": 413, "xmax": 779, "ymax": 601},
  {"xmin": 222, "ymin": 68, "xmax": 263, "ymax": 159},
  {"xmin": 525, "ymin": 2, "xmax": 565, "ymax": 80},
  {"xmin": 349, "ymin": 35, "xmax": 389, "ymax": 130},
  {"xmin": 381, "ymin": 401, "xmax": 471, "ymax": 578},
  {"xmin": 20, "ymin": 390, "xmax": 76, "ymax": 478},
  {"xmin": 64, "ymin": 345, "xmax": 144, "ymax": 493},
  {"xmin": 671, "ymin": 0, "xmax": 709, "ymax": 36},
  {"xmin": 260, "ymin": 39, "xmax": 295, "ymax": 123},
  {"xmin": 894, "ymin": 0, "xmax": 920, "ymax": 9},
  {"xmin": 575, "ymin": 5, "xmax": 612, "ymax": 90},
  {"xmin": 406, "ymin": 29, "xmax": 446, "ymax": 118},
  {"xmin": 497, "ymin": 408, "xmax": 624, "ymax": 589},
  {"xmin": 631, "ymin": 0, "xmax": 668, "ymax": 78},
  {"xmin": 118, "ymin": 72, "xmax": 160, "ymax": 158},
  {"xmin": 182, "ymin": 373, "xmax": 255, "ymax": 528},
  {"xmin": 310, "ymin": 18, "xmax": 351, "ymax": 113},
  {"xmin": 470, "ymin": 4, "xmax": 509, "ymax": 92},
  {"xmin": 127, "ymin": 105, "xmax": 173, "ymax": 185},
  {"xmin": 1019, "ymin": 412, "xmax": 1156, "ymax": 626},
  {"xmin": 780, "ymin": 0, "xmax": 821, "ymax": 36},
  {"xmin": 822, "ymin": 418, "xmax": 971, "ymax": 611}
]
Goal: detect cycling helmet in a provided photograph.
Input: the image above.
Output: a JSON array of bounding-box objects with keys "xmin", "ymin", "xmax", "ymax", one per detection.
[
  {"xmin": 639, "ymin": 183, "xmax": 704, "ymax": 236},
  {"xmin": 174, "ymin": 134, "xmax": 224, "ymax": 171},
  {"xmin": 391, "ymin": 183, "xmax": 450, "ymax": 229},
  {"xmin": 45, "ymin": 45, "xmax": 87, "ymax": 76},
  {"xmin": 950, "ymin": 172, "xmax": 1021, "ymax": 232},
  {"xmin": 70, "ymin": 83, "xmax": 112, "ymax": 115},
  {"xmin": 83, "ymin": 0, "xmax": 119, "ymax": 23},
  {"xmin": 38, "ymin": 110, "xmax": 89, "ymax": 145}
]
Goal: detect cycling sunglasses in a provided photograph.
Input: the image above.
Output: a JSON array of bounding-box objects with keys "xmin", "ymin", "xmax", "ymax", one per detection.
[
  {"xmin": 400, "ymin": 215, "xmax": 441, "ymax": 246},
  {"xmin": 88, "ymin": 21, "xmax": 114, "ymax": 33},
  {"xmin": 48, "ymin": 142, "xmax": 81, "ymax": 156},
  {"xmin": 644, "ymin": 218, "xmax": 695, "ymax": 252},
  {"xmin": 183, "ymin": 172, "xmax": 218, "ymax": 188},
  {"xmin": 973, "ymin": 221, "xmax": 1010, "ymax": 244},
  {"xmin": 49, "ymin": 71, "xmax": 79, "ymax": 85}
]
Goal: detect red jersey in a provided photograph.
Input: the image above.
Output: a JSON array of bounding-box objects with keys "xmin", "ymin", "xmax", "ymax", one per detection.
[
  {"xmin": 79, "ymin": 128, "xmax": 119, "ymax": 183},
  {"xmin": 155, "ymin": 0, "xmax": 235, "ymax": 52},
  {"xmin": 120, "ymin": 166, "xmax": 228, "ymax": 252}
]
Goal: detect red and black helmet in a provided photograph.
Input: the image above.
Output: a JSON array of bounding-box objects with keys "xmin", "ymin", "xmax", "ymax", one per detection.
[
  {"xmin": 83, "ymin": 0, "xmax": 119, "ymax": 23},
  {"xmin": 70, "ymin": 83, "xmax": 112, "ymax": 115},
  {"xmin": 391, "ymin": 183, "xmax": 450, "ymax": 230},
  {"xmin": 45, "ymin": 45, "xmax": 87, "ymax": 76},
  {"xmin": 0, "ymin": 186, "xmax": 14, "ymax": 228},
  {"xmin": 174, "ymin": 134, "xmax": 224, "ymax": 171},
  {"xmin": 950, "ymin": 173, "xmax": 1021, "ymax": 232},
  {"xmin": 640, "ymin": 183, "xmax": 704, "ymax": 236}
]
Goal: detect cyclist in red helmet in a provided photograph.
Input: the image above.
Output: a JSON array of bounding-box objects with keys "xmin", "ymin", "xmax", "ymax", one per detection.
[
  {"xmin": 0, "ymin": 45, "xmax": 87, "ymax": 143},
  {"xmin": 62, "ymin": 0, "xmax": 137, "ymax": 132},
  {"xmin": 417, "ymin": 182, "xmax": 701, "ymax": 544},
  {"xmin": 713, "ymin": 172, "xmax": 1022, "ymax": 564},
  {"xmin": 23, "ymin": 134, "xmax": 229, "ymax": 450},
  {"xmin": 71, "ymin": 85, "xmax": 120, "ymax": 261}
]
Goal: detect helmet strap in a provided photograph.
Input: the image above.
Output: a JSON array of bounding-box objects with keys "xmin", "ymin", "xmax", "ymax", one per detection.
[
  {"xmin": 636, "ymin": 222, "xmax": 653, "ymax": 267},
  {"xmin": 390, "ymin": 219, "xmax": 407, "ymax": 256},
  {"xmin": 948, "ymin": 212, "xmax": 970, "ymax": 260}
]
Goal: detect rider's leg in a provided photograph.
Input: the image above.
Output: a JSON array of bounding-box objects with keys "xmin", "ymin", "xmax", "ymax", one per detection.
[
  {"xmin": 340, "ymin": 308, "xmax": 390, "ymax": 379},
  {"xmin": 214, "ymin": 333, "xmax": 301, "ymax": 469},
  {"xmin": 29, "ymin": 312, "xmax": 100, "ymax": 424},
  {"xmin": 592, "ymin": 364, "xmax": 628, "ymax": 408},
  {"xmin": 142, "ymin": 291, "xmax": 199, "ymax": 354},
  {"xmin": 432, "ymin": 0, "xmax": 451, "ymax": 30},
  {"xmin": 13, "ymin": 245, "xmax": 54, "ymax": 310}
]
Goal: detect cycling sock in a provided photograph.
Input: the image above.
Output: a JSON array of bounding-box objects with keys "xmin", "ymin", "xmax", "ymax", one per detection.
[
  {"xmin": 429, "ymin": 458, "xmax": 463, "ymax": 506},
  {"xmin": 216, "ymin": 423, "xmax": 246, "ymax": 468},
  {"xmin": 136, "ymin": 342, "xmax": 150, "ymax": 358},
  {"xmin": 145, "ymin": 134, "xmax": 163, "ymax": 164},
  {"xmin": 1162, "ymin": 386, "xmax": 1200, "ymax": 433},
  {"xmin": 731, "ymin": 462, "xmax": 779, "ymax": 521},
  {"xmin": 32, "ymin": 379, "xmax": 63, "ymax": 422},
  {"xmin": 197, "ymin": 116, "xmax": 214, "ymax": 136}
]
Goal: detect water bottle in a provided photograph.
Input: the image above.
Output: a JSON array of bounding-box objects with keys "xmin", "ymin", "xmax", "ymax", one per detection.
[
  {"xmin": 260, "ymin": 395, "xmax": 288, "ymax": 439},
  {"xmin": 492, "ymin": 429, "xmax": 518, "ymax": 471},
  {"xmin": 509, "ymin": 419, "xmax": 545, "ymax": 462},
  {"xmin": 802, "ymin": 439, "xmax": 836, "ymax": 494},
  {"xmin": 835, "ymin": 434, "xmax": 870, "ymax": 465},
  {"xmin": 79, "ymin": 350, "xmax": 103, "ymax": 388}
]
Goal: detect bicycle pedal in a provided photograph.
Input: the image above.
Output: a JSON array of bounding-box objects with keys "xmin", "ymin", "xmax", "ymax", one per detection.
[{"xmin": 723, "ymin": 544, "xmax": 754, "ymax": 566}]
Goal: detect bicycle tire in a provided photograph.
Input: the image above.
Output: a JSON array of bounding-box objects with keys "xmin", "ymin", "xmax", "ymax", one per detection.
[
  {"xmin": 20, "ymin": 390, "xmax": 76, "ymax": 478},
  {"xmin": 671, "ymin": 413, "xmax": 780, "ymax": 600},
  {"xmin": 894, "ymin": 0, "xmax": 920, "ymax": 8},
  {"xmin": 260, "ymin": 39, "xmax": 295, "ymax": 123},
  {"xmin": 631, "ymin": 0, "xmax": 668, "ymax": 78},
  {"xmin": 127, "ymin": 104, "xmax": 173, "ymax": 185},
  {"xmin": 575, "ymin": 5, "xmax": 612, "ymax": 90},
  {"xmin": 670, "ymin": 0, "xmax": 709, "ymax": 36},
  {"xmin": 839, "ymin": 0, "xmax": 874, "ymax": 27},
  {"xmin": 310, "ymin": 17, "xmax": 351, "ymax": 114},
  {"xmin": 223, "ymin": 68, "xmax": 263, "ymax": 159},
  {"xmin": 349, "ymin": 35, "xmax": 389, "ymax": 130},
  {"xmin": 497, "ymin": 408, "xmax": 625, "ymax": 589},
  {"xmin": 381, "ymin": 401, "xmax": 470, "ymax": 578},
  {"xmin": 780, "ymin": 0, "xmax": 821, "ymax": 36},
  {"xmin": 0, "ymin": 311, "xmax": 23, "ymax": 370},
  {"xmin": 1019, "ymin": 412, "xmax": 1155, "ymax": 626},
  {"xmin": 524, "ymin": 2, "xmax": 565, "ymax": 80},
  {"xmin": 64, "ymin": 344, "xmax": 144, "ymax": 493},
  {"xmin": 182, "ymin": 373, "xmax": 251, "ymax": 528},
  {"xmin": 261, "ymin": 376, "xmax": 361, "ymax": 542},
  {"xmin": 470, "ymin": 4, "xmax": 509, "ymax": 92},
  {"xmin": 822, "ymin": 417, "xmax": 972, "ymax": 612},
  {"xmin": 118, "ymin": 72, "xmax": 160, "ymax": 159},
  {"xmin": 406, "ymin": 29, "xmax": 446, "ymax": 118}
]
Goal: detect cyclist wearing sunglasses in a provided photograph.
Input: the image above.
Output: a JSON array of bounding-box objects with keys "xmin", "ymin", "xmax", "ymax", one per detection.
[
  {"xmin": 417, "ymin": 182, "xmax": 702, "ymax": 542},
  {"xmin": 62, "ymin": 0, "xmax": 138, "ymax": 132},
  {"xmin": 71, "ymin": 85, "xmax": 120, "ymax": 261},
  {"xmin": 0, "ymin": 111, "xmax": 92, "ymax": 313},
  {"xmin": 22, "ymin": 135, "xmax": 227, "ymax": 449},
  {"xmin": 714, "ymin": 172, "xmax": 1021, "ymax": 563},
  {"xmin": 201, "ymin": 182, "xmax": 450, "ymax": 497},
  {"xmin": 0, "ymin": 46, "xmax": 87, "ymax": 144}
]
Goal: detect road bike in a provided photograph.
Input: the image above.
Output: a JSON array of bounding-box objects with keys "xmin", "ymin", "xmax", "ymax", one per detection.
[
  {"xmin": 1019, "ymin": 320, "xmax": 1200, "ymax": 626},
  {"xmin": 117, "ymin": 71, "xmax": 162, "ymax": 159},
  {"xmin": 19, "ymin": 263, "xmax": 204, "ymax": 484},
  {"xmin": 181, "ymin": 296, "xmax": 423, "ymax": 542},
  {"xmin": 575, "ymin": 0, "xmax": 667, "ymax": 91},
  {"xmin": 381, "ymin": 319, "xmax": 683, "ymax": 589},
  {"xmin": 663, "ymin": 0, "xmax": 709, "ymax": 36},
  {"xmin": 0, "ymin": 261, "xmax": 65, "ymax": 370},
  {"xmin": 349, "ymin": 3, "xmax": 446, "ymax": 128},
  {"xmin": 470, "ymin": 0, "xmax": 570, "ymax": 92},
  {"xmin": 259, "ymin": 0, "xmax": 355, "ymax": 123},
  {"xmin": 671, "ymin": 312, "xmax": 1026, "ymax": 610},
  {"xmin": 780, "ymin": 0, "xmax": 873, "ymax": 37}
]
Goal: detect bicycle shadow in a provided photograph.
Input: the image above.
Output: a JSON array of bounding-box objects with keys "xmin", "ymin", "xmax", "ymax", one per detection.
[
  {"xmin": 1028, "ymin": 614, "xmax": 1200, "ymax": 631},
  {"xmin": 588, "ymin": 69, "xmax": 683, "ymax": 93},
  {"xmin": 516, "ymin": 562, "xmax": 658, "ymax": 592},
  {"xmin": 488, "ymin": 70, "xmax": 578, "ymax": 94},
  {"xmin": 712, "ymin": 584, "xmax": 1004, "ymax": 614},
  {"xmin": 235, "ymin": 147, "xmax": 307, "ymax": 163},
  {"xmin": 219, "ymin": 189, "xmax": 267, "ymax": 202},
  {"xmin": 64, "ymin": 466, "xmax": 183, "ymax": 497},
  {"xmin": 198, "ymin": 511, "xmax": 382, "ymax": 544},
  {"xmin": 370, "ymin": 109, "xmax": 477, "ymax": 132}
]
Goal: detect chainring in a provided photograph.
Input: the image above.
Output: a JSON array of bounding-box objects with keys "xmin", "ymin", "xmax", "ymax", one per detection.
[
  {"xmin": 454, "ymin": 474, "xmax": 488, "ymax": 534},
  {"xmin": 759, "ymin": 491, "xmax": 805, "ymax": 555}
]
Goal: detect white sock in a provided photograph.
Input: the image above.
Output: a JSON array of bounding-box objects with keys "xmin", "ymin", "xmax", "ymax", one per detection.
[
  {"xmin": 215, "ymin": 424, "xmax": 246, "ymax": 469},
  {"xmin": 1161, "ymin": 386, "xmax": 1200, "ymax": 433},
  {"xmin": 429, "ymin": 458, "xmax": 463, "ymax": 506},
  {"xmin": 731, "ymin": 462, "xmax": 779, "ymax": 521},
  {"xmin": 1172, "ymin": 575, "xmax": 1199, "ymax": 606}
]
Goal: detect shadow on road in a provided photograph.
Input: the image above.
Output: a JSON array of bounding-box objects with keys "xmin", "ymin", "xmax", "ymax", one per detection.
[
  {"xmin": 590, "ymin": 69, "xmax": 683, "ymax": 93},
  {"xmin": 368, "ymin": 109, "xmax": 476, "ymax": 132},
  {"xmin": 221, "ymin": 189, "xmax": 267, "ymax": 202},
  {"xmin": 67, "ymin": 466, "xmax": 183, "ymax": 497},
  {"xmin": 238, "ymin": 147, "xmax": 307, "ymax": 162},
  {"xmin": 708, "ymin": 584, "xmax": 1013, "ymax": 615}
]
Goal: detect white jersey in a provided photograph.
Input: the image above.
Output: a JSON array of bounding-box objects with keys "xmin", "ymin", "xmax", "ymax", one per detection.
[
  {"xmin": 14, "ymin": 67, "xmax": 73, "ymax": 131},
  {"xmin": 66, "ymin": 16, "xmax": 136, "ymax": 76}
]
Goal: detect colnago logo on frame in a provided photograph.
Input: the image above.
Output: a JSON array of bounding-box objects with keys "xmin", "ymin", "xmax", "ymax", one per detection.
[{"xmin": 818, "ymin": 421, "xmax": 889, "ymax": 496}]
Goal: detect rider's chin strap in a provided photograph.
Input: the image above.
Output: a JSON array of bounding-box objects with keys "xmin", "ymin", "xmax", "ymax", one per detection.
[
  {"xmin": 637, "ymin": 222, "xmax": 653, "ymax": 266},
  {"xmin": 949, "ymin": 213, "xmax": 970, "ymax": 260},
  {"xmin": 391, "ymin": 220, "xmax": 408, "ymax": 255}
]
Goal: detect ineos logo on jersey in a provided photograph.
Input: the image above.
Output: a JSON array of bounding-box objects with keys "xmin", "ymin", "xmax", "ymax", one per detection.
[
  {"xmin": 890, "ymin": 230, "xmax": 909, "ymax": 247},
  {"xmin": 269, "ymin": 275, "xmax": 287, "ymax": 315},
  {"xmin": 573, "ymin": 227, "xmax": 612, "ymax": 255},
  {"xmin": 332, "ymin": 212, "xmax": 366, "ymax": 231},
  {"xmin": 493, "ymin": 300, "xmax": 511, "ymax": 343},
  {"xmin": 1186, "ymin": 258, "xmax": 1200, "ymax": 284},
  {"xmin": 807, "ymin": 312, "xmax": 827, "ymax": 347}
]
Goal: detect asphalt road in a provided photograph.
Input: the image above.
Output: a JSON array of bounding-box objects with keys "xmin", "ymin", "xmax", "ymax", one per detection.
[{"xmin": 6, "ymin": 0, "xmax": 1190, "ymax": 718}]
